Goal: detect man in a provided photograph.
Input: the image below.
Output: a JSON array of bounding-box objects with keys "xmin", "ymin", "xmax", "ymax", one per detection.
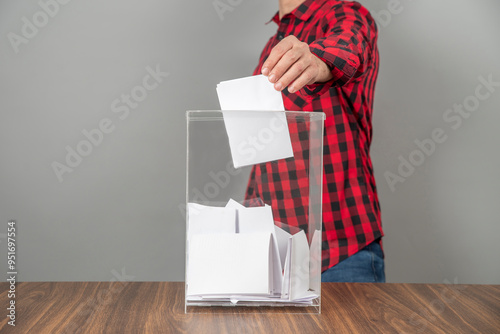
[{"xmin": 245, "ymin": 0, "xmax": 385, "ymax": 282}]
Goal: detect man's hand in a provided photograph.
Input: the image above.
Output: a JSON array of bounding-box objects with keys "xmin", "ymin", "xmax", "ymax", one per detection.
[{"xmin": 262, "ymin": 35, "xmax": 333, "ymax": 93}]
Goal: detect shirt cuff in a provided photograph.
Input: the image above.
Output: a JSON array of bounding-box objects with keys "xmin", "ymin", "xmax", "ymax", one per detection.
[{"xmin": 298, "ymin": 47, "xmax": 342, "ymax": 99}]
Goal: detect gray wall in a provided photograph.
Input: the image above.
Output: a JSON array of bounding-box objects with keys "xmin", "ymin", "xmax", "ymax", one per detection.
[{"xmin": 0, "ymin": 0, "xmax": 498, "ymax": 284}]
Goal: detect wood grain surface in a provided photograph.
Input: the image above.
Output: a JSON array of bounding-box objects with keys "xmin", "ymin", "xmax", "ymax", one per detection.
[{"xmin": 0, "ymin": 282, "xmax": 499, "ymax": 333}]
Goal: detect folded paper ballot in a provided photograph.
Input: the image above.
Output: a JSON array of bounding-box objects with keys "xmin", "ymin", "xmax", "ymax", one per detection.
[
  {"xmin": 216, "ymin": 75, "xmax": 294, "ymax": 168},
  {"xmin": 187, "ymin": 232, "xmax": 274, "ymax": 296},
  {"xmin": 274, "ymin": 223, "xmax": 292, "ymax": 269},
  {"xmin": 186, "ymin": 199, "xmax": 318, "ymax": 304},
  {"xmin": 216, "ymin": 75, "xmax": 285, "ymax": 111},
  {"xmin": 283, "ymin": 230, "xmax": 310, "ymax": 300},
  {"xmin": 187, "ymin": 203, "xmax": 236, "ymax": 241},
  {"xmin": 225, "ymin": 200, "xmax": 282, "ymax": 295}
]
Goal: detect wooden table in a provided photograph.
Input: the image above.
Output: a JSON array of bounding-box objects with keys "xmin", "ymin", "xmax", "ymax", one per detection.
[{"xmin": 1, "ymin": 282, "xmax": 499, "ymax": 333}]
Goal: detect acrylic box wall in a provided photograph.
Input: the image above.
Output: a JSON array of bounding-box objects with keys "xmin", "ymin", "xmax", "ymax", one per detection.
[{"xmin": 185, "ymin": 110, "xmax": 325, "ymax": 313}]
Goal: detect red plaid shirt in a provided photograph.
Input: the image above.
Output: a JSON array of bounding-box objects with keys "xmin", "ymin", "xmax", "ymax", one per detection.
[{"xmin": 245, "ymin": 0, "xmax": 383, "ymax": 272}]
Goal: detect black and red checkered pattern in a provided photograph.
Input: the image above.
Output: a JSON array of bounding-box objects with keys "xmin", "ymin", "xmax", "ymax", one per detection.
[{"xmin": 245, "ymin": 0, "xmax": 383, "ymax": 272}]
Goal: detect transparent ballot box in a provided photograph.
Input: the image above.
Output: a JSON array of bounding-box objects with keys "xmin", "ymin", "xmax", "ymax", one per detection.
[{"xmin": 185, "ymin": 110, "xmax": 325, "ymax": 313}]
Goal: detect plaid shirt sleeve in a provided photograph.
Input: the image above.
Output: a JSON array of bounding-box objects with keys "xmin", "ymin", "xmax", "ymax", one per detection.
[
  {"xmin": 305, "ymin": 1, "xmax": 377, "ymax": 96},
  {"xmin": 246, "ymin": 0, "xmax": 384, "ymax": 272}
]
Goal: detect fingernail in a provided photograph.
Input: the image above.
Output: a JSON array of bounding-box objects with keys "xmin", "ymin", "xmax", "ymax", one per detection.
[
  {"xmin": 275, "ymin": 82, "xmax": 282, "ymax": 91},
  {"xmin": 288, "ymin": 86, "xmax": 295, "ymax": 93},
  {"xmin": 262, "ymin": 68, "xmax": 269, "ymax": 76},
  {"xmin": 269, "ymin": 74, "xmax": 276, "ymax": 83}
]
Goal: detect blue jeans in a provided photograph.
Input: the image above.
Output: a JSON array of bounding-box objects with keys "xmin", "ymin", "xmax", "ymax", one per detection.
[{"xmin": 321, "ymin": 240, "xmax": 386, "ymax": 283}]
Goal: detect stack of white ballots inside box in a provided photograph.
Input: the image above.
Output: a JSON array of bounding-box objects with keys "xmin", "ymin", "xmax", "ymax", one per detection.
[{"xmin": 186, "ymin": 199, "xmax": 319, "ymax": 305}]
